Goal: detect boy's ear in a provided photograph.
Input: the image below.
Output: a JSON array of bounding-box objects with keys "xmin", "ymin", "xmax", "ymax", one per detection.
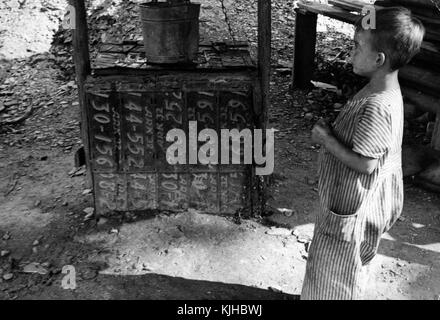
[{"xmin": 376, "ymin": 52, "xmax": 386, "ymax": 67}]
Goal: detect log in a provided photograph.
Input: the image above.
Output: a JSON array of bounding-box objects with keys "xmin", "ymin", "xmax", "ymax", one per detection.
[
  {"xmin": 375, "ymin": 0, "xmax": 437, "ymax": 8},
  {"xmin": 401, "ymin": 85, "xmax": 440, "ymax": 115},
  {"xmin": 72, "ymin": 0, "xmax": 93, "ymax": 189},
  {"xmin": 423, "ymin": 29, "xmax": 440, "ymax": 45},
  {"xmin": 413, "ymin": 41, "xmax": 440, "ymax": 71},
  {"xmin": 375, "ymin": 0, "xmax": 440, "ymax": 19},
  {"xmin": 399, "ymin": 64, "xmax": 440, "ymax": 98}
]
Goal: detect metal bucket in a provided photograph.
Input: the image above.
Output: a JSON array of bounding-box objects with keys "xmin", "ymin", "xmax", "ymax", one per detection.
[{"xmin": 139, "ymin": 0, "xmax": 201, "ymax": 64}]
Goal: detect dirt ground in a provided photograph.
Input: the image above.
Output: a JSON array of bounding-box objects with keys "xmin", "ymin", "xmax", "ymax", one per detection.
[{"xmin": 0, "ymin": 0, "xmax": 439, "ymax": 300}]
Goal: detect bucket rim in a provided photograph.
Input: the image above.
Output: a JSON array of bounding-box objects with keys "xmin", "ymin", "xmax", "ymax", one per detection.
[{"xmin": 139, "ymin": 2, "xmax": 201, "ymax": 8}]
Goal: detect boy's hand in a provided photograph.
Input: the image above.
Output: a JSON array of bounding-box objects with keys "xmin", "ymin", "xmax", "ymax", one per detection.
[{"xmin": 311, "ymin": 118, "xmax": 333, "ymax": 146}]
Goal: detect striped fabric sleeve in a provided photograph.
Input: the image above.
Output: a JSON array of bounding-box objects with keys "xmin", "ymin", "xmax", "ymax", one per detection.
[{"xmin": 352, "ymin": 99, "xmax": 392, "ymax": 159}]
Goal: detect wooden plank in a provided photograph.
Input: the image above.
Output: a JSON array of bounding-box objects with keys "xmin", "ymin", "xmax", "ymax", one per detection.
[
  {"xmin": 92, "ymin": 42, "xmax": 256, "ymax": 73},
  {"xmin": 72, "ymin": 0, "xmax": 93, "ymax": 189},
  {"xmin": 328, "ymin": 0, "xmax": 382, "ymax": 12},
  {"xmin": 86, "ymin": 73, "xmax": 255, "ymax": 94},
  {"xmin": 292, "ymin": 9, "xmax": 318, "ymax": 89},
  {"xmin": 297, "ymin": 2, "xmax": 360, "ymax": 24}
]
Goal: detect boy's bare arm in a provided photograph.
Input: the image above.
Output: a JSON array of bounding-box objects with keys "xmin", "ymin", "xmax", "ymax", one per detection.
[{"xmin": 311, "ymin": 119, "xmax": 379, "ymax": 175}]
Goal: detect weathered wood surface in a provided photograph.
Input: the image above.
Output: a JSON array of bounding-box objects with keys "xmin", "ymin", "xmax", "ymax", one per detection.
[
  {"xmin": 86, "ymin": 72, "xmax": 256, "ymax": 92},
  {"xmin": 297, "ymin": 2, "xmax": 360, "ymax": 24},
  {"xmin": 294, "ymin": 1, "xmax": 440, "ymax": 86},
  {"xmin": 329, "ymin": 0, "xmax": 382, "ymax": 12},
  {"xmin": 92, "ymin": 170, "xmax": 254, "ymax": 214},
  {"xmin": 92, "ymin": 41, "xmax": 255, "ymax": 75},
  {"xmin": 305, "ymin": 1, "xmax": 440, "ymax": 45},
  {"xmin": 86, "ymin": 76, "xmax": 259, "ymax": 216},
  {"xmin": 87, "ymin": 40, "xmax": 261, "ymax": 216},
  {"xmin": 72, "ymin": 0, "xmax": 93, "ymax": 189},
  {"xmin": 81, "ymin": 0, "xmax": 275, "ymax": 216}
]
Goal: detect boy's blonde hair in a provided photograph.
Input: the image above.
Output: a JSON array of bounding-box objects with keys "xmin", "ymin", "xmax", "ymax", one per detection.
[{"xmin": 355, "ymin": 7, "xmax": 425, "ymax": 71}]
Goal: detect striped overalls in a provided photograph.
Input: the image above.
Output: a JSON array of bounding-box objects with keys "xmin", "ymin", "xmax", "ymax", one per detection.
[{"xmin": 301, "ymin": 89, "xmax": 404, "ymax": 300}]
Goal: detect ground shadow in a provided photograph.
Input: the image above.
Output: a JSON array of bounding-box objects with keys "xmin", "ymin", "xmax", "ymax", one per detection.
[
  {"xmin": 378, "ymin": 237, "xmax": 440, "ymax": 267},
  {"xmin": 21, "ymin": 272, "xmax": 299, "ymax": 300}
]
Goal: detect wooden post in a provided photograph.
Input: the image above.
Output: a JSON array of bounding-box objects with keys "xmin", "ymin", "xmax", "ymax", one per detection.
[
  {"xmin": 292, "ymin": 9, "xmax": 317, "ymax": 89},
  {"xmin": 432, "ymin": 113, "xmax": 440, "ymax": 151},
  {"xmin": 258, "ymin": 0, "xmax": 271, "ymax": 128},
  {"xmin": 257, "ymin": 0, "xmax": 271, "ymax": 215},
  {"xmin": 72, "ymin": 0, "xmax": 92, "ymax": 188}
]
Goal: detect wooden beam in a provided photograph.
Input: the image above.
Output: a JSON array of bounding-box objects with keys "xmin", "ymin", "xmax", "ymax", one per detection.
[
  {"xmin": 292, "ymin": 9, "xmax": 317, "ymax": 89},
  {"xmin": 258, "ymin": 0, "xmax": 271, "ymax": 128},
  {"xmin": 328, "ymin": 0, "xmax": 383, "ymax": 13},
  {"xmin": 257, "ymin": 0, "xmax": 271, "ymax": 216},
  {"xmin": 297, "ymin": 2, "xmax": 359, "ymax": 24},
  {"xmin": 72, "ymin": 0, "xmax": 93, "ymax": 188}
]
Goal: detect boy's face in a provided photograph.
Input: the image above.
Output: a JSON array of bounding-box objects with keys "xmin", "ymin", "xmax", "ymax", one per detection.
[{"xmin": 350, "ymin": 30, "xmax": 383, "ymax": 77}]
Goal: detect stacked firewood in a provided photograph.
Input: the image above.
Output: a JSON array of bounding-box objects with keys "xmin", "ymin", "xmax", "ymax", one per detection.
[
  {"xmin": 374, "ymin": 1, "xmax": 440, "ymax": 115},
  {"xmin": 374, "ymin": 0, "xmax": 440, "ymax": 190},
  {"xmin": 326, "ymin": 1, "xmax": 440, "ymax": 117}
]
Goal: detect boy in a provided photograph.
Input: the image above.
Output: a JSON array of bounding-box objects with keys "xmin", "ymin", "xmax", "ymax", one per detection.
[{"xmin": 301, "ymin": 7, "xmax": 425, "ymax": 300}]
